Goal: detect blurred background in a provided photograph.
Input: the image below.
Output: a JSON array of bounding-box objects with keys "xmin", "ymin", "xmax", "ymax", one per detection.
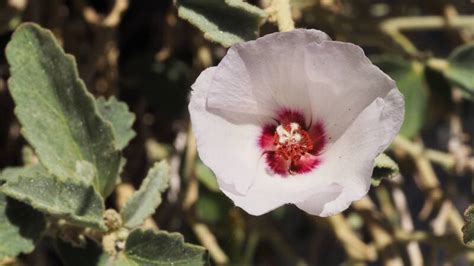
[{"xmin": 1, "ymin": 0, "xmax": 474, "ymax": 265}]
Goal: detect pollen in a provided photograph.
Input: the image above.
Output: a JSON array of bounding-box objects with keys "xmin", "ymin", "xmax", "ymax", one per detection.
[
  {"xmin": 273, "ymin": 122, "xmax": 314, "ymax": 162},
  {"xmin": 258, "ymin": 110, "xmax": 326, "ymax": 176}
]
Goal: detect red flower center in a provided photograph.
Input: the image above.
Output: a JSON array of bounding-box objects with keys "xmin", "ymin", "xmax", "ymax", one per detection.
[
  {"xmin": 258, "ymin": 110, "xmax": 326, "ymax": 176},
  {"xmin": 273, "ymin": 123, "xmax": 313, "ymax": 162}
]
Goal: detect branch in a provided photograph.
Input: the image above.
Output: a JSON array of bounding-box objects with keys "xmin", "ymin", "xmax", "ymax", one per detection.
[
  {"xmin": 380, "ymin": 15, "xmax": 474, "ymax": 55},
  {"xmin": 267, "ymin": 0, "xmax": 295, "ymax": 32},
  {"xmin": 325, "ymin": 214, "xmax": 377, "ymax": 262},
  {"xmin": 392, "ymin": 135, "xmax": 455, "ymax": 172},
  {"xmin": 353, "ymin": 197, "xmax": 404, "ymax": 266}
]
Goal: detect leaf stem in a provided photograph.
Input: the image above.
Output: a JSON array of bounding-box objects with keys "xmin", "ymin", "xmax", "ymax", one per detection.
[{"xmin": 426, "ymin": 58, "xmax": 449, "ymax": 72}]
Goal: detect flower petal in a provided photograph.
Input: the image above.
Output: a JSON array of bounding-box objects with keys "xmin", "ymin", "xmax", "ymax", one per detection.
[
  {"xmin": 207, "ymin": 29, "xmax": 331, "ymax": 121},
  {"xmin": 304, "ymin": 41, "xmax": 397, "ymax": 142},
  {"xmin": 296, "ymin": 88, "xmax": 404, "ymax": 216},
  {"xmin": 265, "ymin": 151, "xmax": 290, "ymax": 176},
  {"xmin": 190, "ymin": 30, "xmax": 405, "ymax": 217},
  {"xmin": 294, "ymin": 183, "xmax": 344, "ymax": 215},
  {"xmin": 290, "ymin": 154, "xmax": 320, "ymax": 174},
  {"xmin": 189, "ymin": 67, "xmax": 271, "ymax": 194},
  {"xmin": 221, "ymin": 161, "xmax": 339, "ymax": 215},
  {"xmin": 220, "ymin": 171, "xmax": 343, "ymax": 215},
  {"xmin": 224, "ymin": 88, "xmax": 403, "ymax": 216}
]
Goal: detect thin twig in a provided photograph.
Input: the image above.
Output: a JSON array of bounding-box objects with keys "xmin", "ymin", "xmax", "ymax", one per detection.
[
  {"xmin": 188, "ymin": 218, "xmax": 230, "ymax": 265},
  {"xmin": 392, "ymin": 136, "xmax": 468, "ymax": 257},
  {"xmin": 168, "ymin": 131, "xmax": 187, "ymax": 203},
  {"xmin": 395, "ymin": 230, "xmax": 472, "ymax": 257},
  {"xmin": 76, "ymin": 0, "xmax": 129, "ymax": 27},
  {"xmin": 324, "ymin": 214, "xmax": 377, "ymax": 262},
  {"xmin": 381, "ymin": 15, "xmax": 474, "ymax": 32},
  {"xmin": 181, "ymin": 127, "xmax": 229, "ymax": 265},
  {"xmin": 392, "ymin": 184, "xmax": 424, "ymax": 266},
  {"xmin": 393, "ymin": 136, "xmax": 443, "ymax": 219},
  {"xmin": 260, "ymin": 218, "xmax": 309, "ymax": 266},
  {"xmin": 182, "ymin": 127, "xmax": 198, "ymax": 211},
  {"xmin": 353, "ymin": 197, "xmax": 404, "ymax": 266},
  {"xmin": 267, "ymin": 0, "xmax": 295, "ymax": 32},
  {"xmin": 380, "ymin": 15, "xmax": 474, "ymax": 55},
  {"xmin": 392, "ymin": 135, "xmax": 455, "ymax": 171}
]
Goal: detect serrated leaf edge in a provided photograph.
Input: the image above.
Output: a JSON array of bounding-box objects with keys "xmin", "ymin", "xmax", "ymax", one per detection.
[
  {"xmin": 124, "ymin": 229, "xmax": 208, "ymax": 265},
  {"xmin": 121, "ymin": 161, "xmax": 170, "ymax": 228},
  {"xmin": 462, "ymin": 204, "xmax": 474, "ymax": 245},
  {"xmin": 5, "ymin": 23, "xmax": 122, "ymax": 197},
  {"xmin": 176, "ymin": 0, "xmax": 267, "ymax": 47},
  {"xmin": 1, "ymin": 172, "xmax": 106, "ymax": 231},
  {"xmin": 96, "ymin": 96, "xmax": 136, "ymax": 150}
]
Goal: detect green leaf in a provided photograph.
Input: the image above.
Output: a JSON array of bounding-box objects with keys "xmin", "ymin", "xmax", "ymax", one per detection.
[
  {"xmin": 120, "ymin": 161, "xmax": 170, "ymax": 228},
  {"xmin": 445, "ymin": 42, "xmax": 474, "ymax": 99},
  {"xmin": 96, "ymin": 97, "xmax": 136, "ymax": 150},
  {"xmin": 424, "ymin": 64, "xmax": 453, "ymax": 116},
  {"xmin": 56, "ymin": 237, "xmax": 109, "ymax": 266},
  {"xmin": 462, "ymin": 204, "xmax": 474, "ymax": 246},
  {"xmin": 196, "ymin": 193, "xmax": 231, "ymax": 224},
  {"xmin": 6, "ymin": 23, "xmax": 121, "ymax": 197},
  {"xmin": 372, "ymin": 153, "xmax": 399, "ymax": 186},
  {"xmin": 0, "ymin": 166, "xmax": 25, "ymax": 182},
  {"xmin": 1, "ymin": 165, "xmax": 106, "ymax": 231},
  {"xmin": 195, "ymin": 159, "xmax": 219, "ymax": 192},
  {"xmin": 115, "ymin": 229, "xmax": 209, "ymax": 265},
  {"xmin": 0, "ymin": 194, "xmax": 46, "ymax": 260},
  {"xmin": 176, "ymin": 0, "xmax": 267, "ymax": 47},
  {"xmin": 372, "ymin": 55, "xmax": 428, "ymax": 138}
]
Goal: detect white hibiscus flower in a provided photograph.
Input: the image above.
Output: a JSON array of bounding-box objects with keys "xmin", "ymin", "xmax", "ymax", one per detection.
[{"xmin": 189, "ymin": 29, "xmax": 405, "ymax": 216}]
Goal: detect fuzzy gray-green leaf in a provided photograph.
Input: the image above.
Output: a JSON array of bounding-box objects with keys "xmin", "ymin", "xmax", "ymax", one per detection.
[
  {"xmin": 121, "ymin": 161, "xmax": 170, "ymax": 228},
  {"xmin": 372, "ymin": 153, "xmax": 399, "ymax": 186},
  {"xmin": 176, "ymin": 0, "xmax": 267, "ymax": 47},
  {"xmin": 96, "ymin": 97, "xmax": 136, "ymax": 150},
  {"xmin": 115, "ymin": 229, "xmax": 208, "ymax": 265},
  {"xmin": 0, "ymin": 194, "xmax": 46, "ymax": 260},
  {"xmin": 445, "ymin": 42, "xmax": 474, "ymax": 99},
  {"xmin": 463, "ymin": 204, "xmax": 474, "ymax": 246},
  {"xmin": 5, "ymin": 23, "xmax": 121, "ymax": 197},
  {"xmin": 0, "ymin": 165, "xmax": 106, "ymax": 231}
]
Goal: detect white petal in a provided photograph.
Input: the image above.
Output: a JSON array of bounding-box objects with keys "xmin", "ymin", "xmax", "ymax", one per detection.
[
  {"xmin": 189, "ymin": 67, "xmax": 272, "ymax": 194},
  {"xmin": 190, "ymin": 31, "xmax": 404, "ymax": 217},
  {"xmin": 223, "ymin": 89, "xmax": 403, "ymax": 216},
  {"xmin": 304, "ymin": 41, "xmax": 397, "ymax": 142},
  {"xmin": 296, "ymin": 88, "xmax": 404, "ymax": 216},
  {"xmin": 220, "ymin": 157, "xmax": 344, "ymax": 215},
  {"xmin": 207, "ymin": 29, "xmax": 331, "ymax": 122},
  {"xmin": 291, "ymin": 183, "xmax": 343, "ymax": 215},
  {"xmin": 221, "ymin": 169, "xmax": 343, "ymax": 215}
]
